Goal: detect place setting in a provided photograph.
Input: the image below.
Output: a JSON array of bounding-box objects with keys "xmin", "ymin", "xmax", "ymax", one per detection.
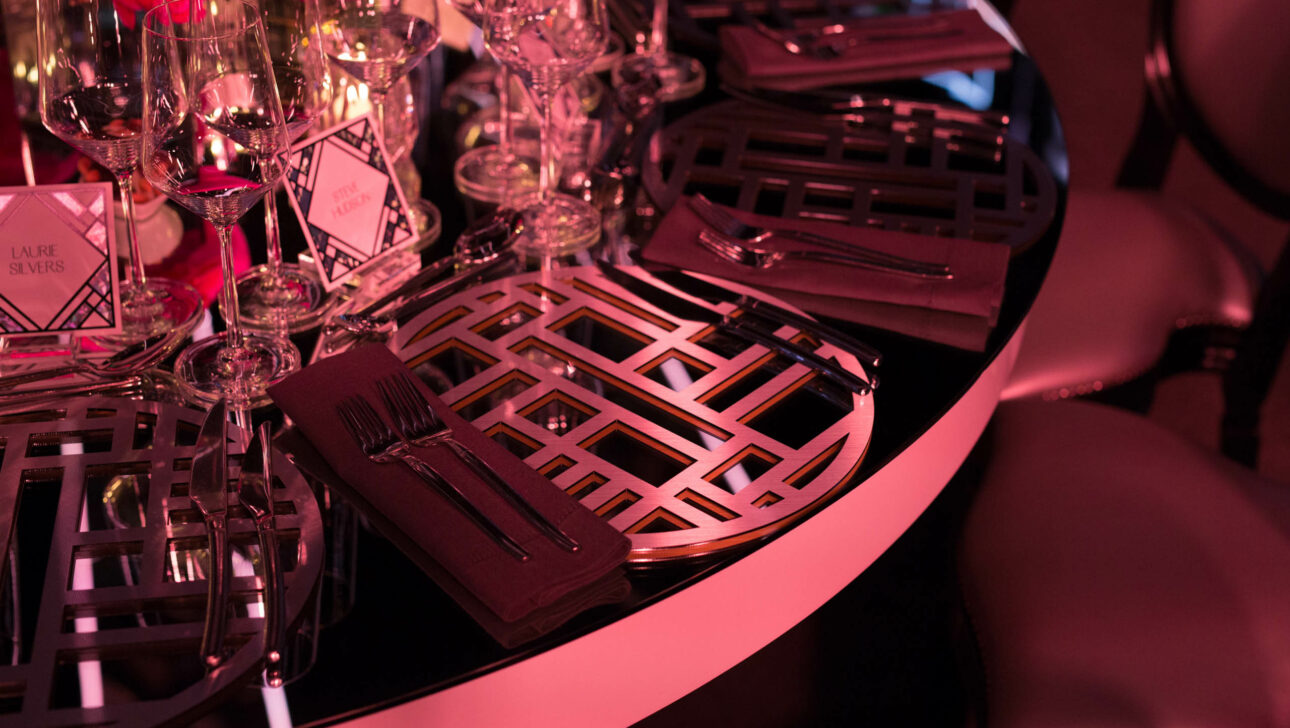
[{"xmin": 0, "ymin": 0, "xmax": 1075, "ymax": 722}]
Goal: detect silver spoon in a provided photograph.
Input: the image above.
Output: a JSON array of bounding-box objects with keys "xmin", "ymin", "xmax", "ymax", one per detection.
[
  {"xmin": 0, "ymin": 330, "xmax": 183, "ymax": 391},
  {"xmin": 331, "ymin": 210, "xmax": 525, "ymax": 338}
]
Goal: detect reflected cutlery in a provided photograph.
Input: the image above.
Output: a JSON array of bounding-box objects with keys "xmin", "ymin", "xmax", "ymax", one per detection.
[
  {"xmin": 594, "ymin": 260, "xmax": 872, "ymax": 396},
  {"xmin": 237, "ymin": 421, "xmax": 286, "ymax": 687},
  {"xmin": 654, "ymin": 269, "xmax": 881, "ymax": 369},
  {"xmin": 337, "ymin": 395, "xmax": 529, "ymax": 561},
  {"xmin": 0, "ymin": 331, "xmax": 181, "ymax": 391},
  {"xmin": 378, "ymin": 372, "xmax": 579, "ymax": 552},
  {"xmin": 689, "ymin": 194, "xmax": 952, "ymax": 278},
  {"xmin": 191, "ymin": 398, "xmax": 231, "ymax": 669}
]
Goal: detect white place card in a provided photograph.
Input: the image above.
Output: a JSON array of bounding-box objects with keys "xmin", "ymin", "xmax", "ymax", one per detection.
[
  {"xmin": 0, "ymin": 183, "xmax": 122, "ymax": 338},
  {"xmin": 284, "ymin": 114, "xmax": 417, "ymax": 291}
]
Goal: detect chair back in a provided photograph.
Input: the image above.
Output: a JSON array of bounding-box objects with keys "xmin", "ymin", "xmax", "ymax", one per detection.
[{"xmin": 1150, "ymin": 0, "xmax": 1290, "ymax": 217}]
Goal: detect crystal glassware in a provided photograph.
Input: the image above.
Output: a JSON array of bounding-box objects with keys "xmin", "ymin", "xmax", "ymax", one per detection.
[
  {"xmin": 449, "ymin": 0, "xmax": 538, "ymax": 208},
  {"xmin": 485, "ymin": 0, "xmax": 609, "ymax": 256},
  {"xmin": 35, "ymin": 0, "xmax": 203, "ymax": 346},
  {"xmin": 233, "ymin": 0, "xmax": 335, "ymax": 334},
  {"xmin": 140, "ymin": 0, "xmax": 300, "ymax": 407},
  {"xmin": 609, "ymin": 0, "xmax": 704, "ymax": 102},
  {"xmin": 319, "ymin": 0, "xmax": 441, "ymax": 152}
]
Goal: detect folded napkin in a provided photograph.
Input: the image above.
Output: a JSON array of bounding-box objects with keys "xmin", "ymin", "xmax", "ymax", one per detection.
[
  {"xmin": 718, "ymin": 9, "xmax": 1014, "ymax": 91},
  {"xmin": 641, "ymin": 199, "xmax": 1011, "ymax": 350},
  {"xmin": 269, "ymin": 344, "xmax": 632, "ymax": 647}
]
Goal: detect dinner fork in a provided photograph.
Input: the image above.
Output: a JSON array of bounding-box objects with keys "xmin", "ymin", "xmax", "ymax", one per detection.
[
  {"xmin": 377, "ymin": 372, "xmax": 580, "ymax": 553},
  {"xmin": 337, "ymin": 395, "xmax": 529, "ymax": 561},
  {"xmin": 699, "ymin": 230, "xmax": 951, "ymax": 280},
  {"xmin": 688, "ymin": 194, "xmax": 953, "ymax": 278}
]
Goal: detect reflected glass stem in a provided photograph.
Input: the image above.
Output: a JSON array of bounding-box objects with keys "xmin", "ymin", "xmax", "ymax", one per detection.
[{"xmin": 650, "ymin": 0, "xmax": 667, "ymax": 57}]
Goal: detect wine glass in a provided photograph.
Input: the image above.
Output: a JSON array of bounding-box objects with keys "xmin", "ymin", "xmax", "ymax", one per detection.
[
  {"xmin": 233, "ymin": 0, "xmax": 335, "ymax": 334},
  {"xmin": 141, "ymin": 0, "xmax": 300, "ymax": 407},
  {"xmin": 609, "ymin": 0, "xmax": 704, "ymax": 102},
  {"xmin": 449, "ymin": 0, "xmax": 538, "ymax": 208},
  {"xmin": 35, "ymin": 0, "xmax": 204, "ymax": 346},
  {"xmin": 485, "ymin": 0, "xmax": 609, "ymax": 256},
  {"xmin": 319, "ymin": 0, "xmax": 441, "ymax": 153}
]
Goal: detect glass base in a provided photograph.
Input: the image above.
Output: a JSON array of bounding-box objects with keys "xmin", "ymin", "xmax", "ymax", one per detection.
[
  {"xmin": 92, "ymin": 277, "xmax": 203, "ymax": 350},
  {"xmin": 174, "ymin": 332, "xmax": 301, "ymax": 409},
  {"xmin": 515, "ymin": 193, "xmax": 602, "ymax": 257},
  {"xmin": 233, "ymin": 264, "xmax": 332, "ymax": 334},
  {"xmin": 612, "ymin": 52, "xmax": 706, "ymax": 102},
  {"xmin": 454, "ymin": 146, "xmax": 539, "ymax": 207}
]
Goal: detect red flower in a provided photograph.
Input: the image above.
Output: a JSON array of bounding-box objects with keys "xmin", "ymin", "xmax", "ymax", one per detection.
[{"xmin": 114, "ymin": 0, "xmax": 200, "ymax": 30}]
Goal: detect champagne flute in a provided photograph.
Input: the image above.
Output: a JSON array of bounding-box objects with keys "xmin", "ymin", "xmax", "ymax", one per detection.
[
  {"xmin": 234, "ymin": 0, "xmax": 334, "ymax": 333},
  {"xmin": 485, "ymin": 0, "xmax": 609, "ymax": 256},
  {"xmin": 609, "ymin": 0, "xmax": 704, "ymax": 102},
  {"xmin": 450, "ymin": 0, "xmax": 538, "ymax": 207},
  {"xmin": 141, "ymin": 0, "xmax": 300, "ymax": 407},
  {"xmin": 319, "ymin": 0, "xmax": 441, "ymax": 154},
  {"xmin": 35, "ymin": 0, "xmax": 203, "ymax": 346}
]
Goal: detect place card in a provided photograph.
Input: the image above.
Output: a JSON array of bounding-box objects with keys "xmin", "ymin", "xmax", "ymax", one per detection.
[
  {"xmin": 283, "ymin": 114, "xmax": 418, "ymax": 291},
  {"xmin": 0, "ymin": 183, "xmax": 122, "ymax": 339}
]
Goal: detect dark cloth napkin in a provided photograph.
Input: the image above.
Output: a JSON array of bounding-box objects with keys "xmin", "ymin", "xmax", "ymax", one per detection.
[
  {"xmin": 269, "ymin": 344, "xmax": 632, "ymax": 647},
  {"xmin": 718, "ymin": 9, "xmax": 1014, "ymax": 92},
  {"xmin": 641, "ymin": 198, "xmax": 1011, "ymax": 350}
]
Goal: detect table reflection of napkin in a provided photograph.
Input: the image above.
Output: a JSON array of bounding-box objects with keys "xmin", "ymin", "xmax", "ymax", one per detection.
[
  {"xmin": 641, "ymin": 199, "xmax": 1010, "ymax": 350},
  {"xmin": 718, "ymin": 9, "xmax": 1014, "ymax": 91},
  {"xmin": 269, "ymin": 345, "xmax": 632, "ymax": 647}
]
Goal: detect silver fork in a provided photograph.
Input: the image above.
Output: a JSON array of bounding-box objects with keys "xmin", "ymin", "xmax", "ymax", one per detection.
[
  {"xmin": 337, "ymin": 395, "xmax": 529, "ymax": 561},
  {"xmin": 699, "ymin": 230, "xmax": 951, "ymax": 280},
  {"xmin": 688, "ymin": 194, "xmax": 953, "ymax": 279},
  {"xmin": 378, "ymin": 372, "xmax": 580, "ymax": 553}
]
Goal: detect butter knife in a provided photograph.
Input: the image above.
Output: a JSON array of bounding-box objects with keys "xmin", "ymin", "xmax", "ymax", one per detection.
[
  {"xmin": 595, "ymin": 261, "xmax": 872, "ymax": 396},
  {"xmin": 655, "ymin": 269, "xmax": 882, "ymax": 371},
  {"xmin": 191, "ymin": 398, "xmax": 231, "ymax": 669},
  {"xmin": 237, "ymin": 422, "xmax": 286, "ymax": 687}
]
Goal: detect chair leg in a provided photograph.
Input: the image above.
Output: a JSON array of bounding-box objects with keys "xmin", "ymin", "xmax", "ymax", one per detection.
[{"xmin": 1222, "ymin": 233, "xmax": 1290, "ymax": 466}]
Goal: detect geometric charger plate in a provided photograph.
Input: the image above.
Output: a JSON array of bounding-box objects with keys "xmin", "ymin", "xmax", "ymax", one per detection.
[
  {"xmin": 393, "ymin": 266, "xmax": 874, "ymax": 563},
  {"xmin": 0, "ymin": 398, "xmax": 323, "ymax": 727}
]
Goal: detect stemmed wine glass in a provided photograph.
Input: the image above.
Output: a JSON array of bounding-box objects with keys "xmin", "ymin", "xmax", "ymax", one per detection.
[
  {"xmin": 449, "ymin": 0, "xmax": 537, "ymax": 207},
  {"xmin": 485, "ymin": 0, "xmax": 609, "ymax": 256},
  {"xmin": 141, "ymin": 0, "xmax": 300, "ymax": 407},
  {"xmin": 36, "ymin": 0, "xmax": 204, "ymax": 346},
  {"xmin": 234, "ymin": 0, "xmax": 334, "ymax": 333},
  {"xmin": 319, "ymin": 0, "xmax": 440, "ymax": 154},
  {"xmin": 610, "ymin": 0, "xmax": 704, "ymax": 102}
]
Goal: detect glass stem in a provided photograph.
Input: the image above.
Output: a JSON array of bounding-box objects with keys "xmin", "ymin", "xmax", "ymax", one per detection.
[
  {"xmin": 370, "ymin": 90, "xmax": 387, "ymax": 149},
  {"xmin": 539, "ymin": 95, "xmax": 554, "ymax": 203},
  {"xmin": 217, "ymin": 224, "xmax": 243, "ymax": 351},
  {"xmin": 116, "ymin": 171, "xmax": 148, "ymax": 291},
  {"xmin": 264, "ymin": 186, "xmax": 283, "ymax": 279},
  {"xmin": 497, "ymin": 64, "xmax": 513, "ymax": 150},
  {"xmin": 651, "ymin": 0, "xmax": 668, "ymax": 56}
]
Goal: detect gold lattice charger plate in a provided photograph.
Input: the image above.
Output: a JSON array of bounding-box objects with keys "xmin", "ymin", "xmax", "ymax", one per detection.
[
  {"xmin": 0, "ymin": 398, "xmax": 324, "ymax": 727},
  {"xmin": 392, "ymin": 266, "xmax": 874, "ymax": 563}
]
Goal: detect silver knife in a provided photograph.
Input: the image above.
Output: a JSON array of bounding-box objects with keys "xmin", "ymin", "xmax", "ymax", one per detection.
[
  {"xmin": 237, "ymin": 421, "xmax": 286, "ymax": 687},
  {"xmin": 655, "ymin": 269, "xmax": 882, "ymax": 370},
  {"xmin": 595, "ymin": 261, "xmax": 872, "ymax": 396},
  {"xmin": 191, "ymin": 398, "xmax": 231, "ymax": 669}
]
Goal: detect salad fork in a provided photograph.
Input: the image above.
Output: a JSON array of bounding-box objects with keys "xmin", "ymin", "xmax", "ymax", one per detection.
[
  {"xmin": 688, "ymin": 194, "xmax": 952, "ymax": 278},
  {"xmin": 337, "ymin": 395, "xmax": 529, "ymax": 560},
  {"xmin": 699, "ymin": 230, "xmax": 951, "ymax": 280},
  {"xmin": 378, "ymin": 372, "xmax": 580, "ymax": 553}
]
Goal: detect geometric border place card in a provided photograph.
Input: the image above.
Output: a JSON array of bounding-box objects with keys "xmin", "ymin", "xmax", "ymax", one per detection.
[
  {"xmin": 283, "ymin": 114, "xmax": 417, "ymax": 291},
  {"xmin": 0, "ymin": 182, "xmax": 122, "ymax": 338}
]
